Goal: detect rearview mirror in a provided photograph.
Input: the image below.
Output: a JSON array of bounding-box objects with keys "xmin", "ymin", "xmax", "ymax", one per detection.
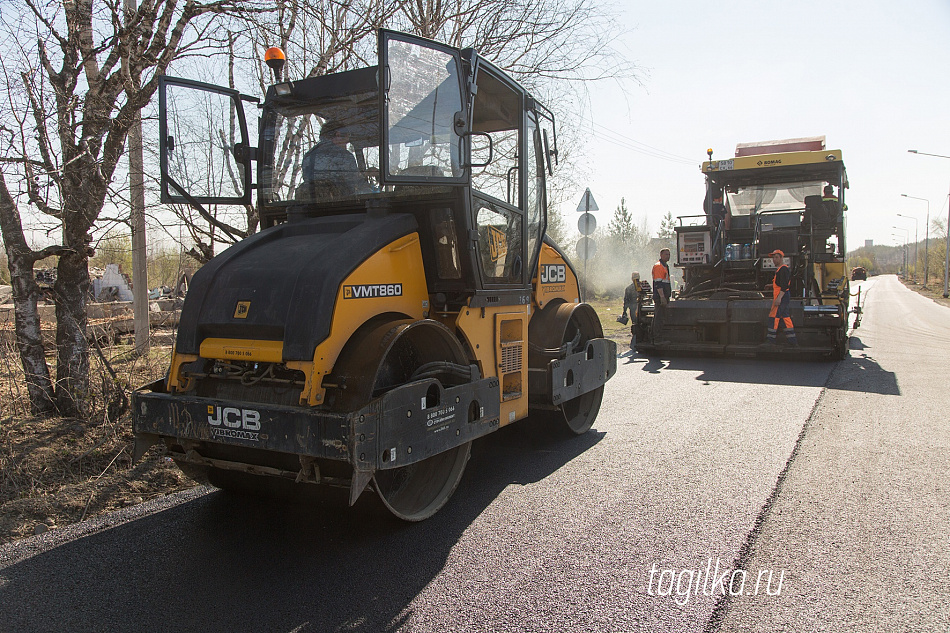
[{"xmin": 542, "ymin": 130, "xmax": 554, "ymax": 176}]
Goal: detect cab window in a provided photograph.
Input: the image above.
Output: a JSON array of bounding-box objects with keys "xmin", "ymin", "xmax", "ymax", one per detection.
[
  {"xmin": 470, "ymin": 69, "xmax": 521, "ymax": 204},
  {"xmin": 385, "ymin": 37, "xmax": 463, "ymax": 179},
  {"xmin": 475, "ymin": 201, "xmax": 523, "ymax": 283},
  {"xmin": 471, "ymin": 67, "xmax": 524, "ymax": 286},
  {"xmin": 525, "ymin": 112, "xmax": 545, "ymax": 272}
]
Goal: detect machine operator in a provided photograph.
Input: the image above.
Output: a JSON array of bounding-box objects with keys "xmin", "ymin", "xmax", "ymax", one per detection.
[{"xmin": 301, "ymin": 121, "xmax": 376, "ymax": 198}]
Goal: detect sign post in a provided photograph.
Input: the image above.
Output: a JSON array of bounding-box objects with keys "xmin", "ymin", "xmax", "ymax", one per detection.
[{"xmin": 575, "ymin": 188, "xmax": 599, "ymax": 302}]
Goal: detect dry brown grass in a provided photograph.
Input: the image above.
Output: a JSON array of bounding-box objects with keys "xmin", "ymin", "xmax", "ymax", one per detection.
[
  {"xmin": 0, "ymin": 331, "xmax": 197, "ymax": 545},
  {"xmin": 585, "ymin": 296, "xmax": 637, "ymax": 349}
]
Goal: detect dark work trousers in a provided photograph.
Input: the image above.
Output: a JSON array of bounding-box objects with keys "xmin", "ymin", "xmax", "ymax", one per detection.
[{"xmin": 652, "ymin": 283, "xmax": 670, "ymax": 340}]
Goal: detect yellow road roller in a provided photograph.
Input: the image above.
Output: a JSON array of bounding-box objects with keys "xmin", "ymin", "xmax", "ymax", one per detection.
[{"xmin": 132, "ymin": 30, "xmax": 616, "ymax": 520}]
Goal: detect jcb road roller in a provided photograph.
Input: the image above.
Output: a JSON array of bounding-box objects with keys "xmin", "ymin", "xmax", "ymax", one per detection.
[{"xmin": 132, "ymin": 30, "xmax": 617, "ymax": 520}]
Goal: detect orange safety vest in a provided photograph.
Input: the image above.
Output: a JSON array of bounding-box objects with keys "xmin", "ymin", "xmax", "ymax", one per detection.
[
  {"xmin": 772, "ymin": 264, "xmax": 789, "ymax": 300},
  {"xmin": 652, "ymin": 261, "xmax": 670, "ymax": 284}
]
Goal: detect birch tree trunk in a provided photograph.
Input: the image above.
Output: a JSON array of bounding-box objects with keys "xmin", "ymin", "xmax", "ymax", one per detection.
[
  {"xmin": 0, "ymin": 0, "xmax": 258, "ymax": 416},
  {"xmin": 0, "ymin": 178, "xmax": 57, "ymax": 415}
]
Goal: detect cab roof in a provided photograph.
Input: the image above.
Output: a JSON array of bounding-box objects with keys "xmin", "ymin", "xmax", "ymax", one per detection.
[{"xmin": 702, "ymin": 149, "xmax": 848, "ymax": 189}]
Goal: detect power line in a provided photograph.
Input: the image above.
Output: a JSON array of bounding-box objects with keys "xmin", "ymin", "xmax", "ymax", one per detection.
[{"xmin": 576, "ymin": 115, "xmax": 699, "ymax": 166}]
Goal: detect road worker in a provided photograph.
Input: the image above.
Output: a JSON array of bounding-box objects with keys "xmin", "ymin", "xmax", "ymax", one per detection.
[
  {"xmin": 762, "ymin": 249, "xmax": 798, "ymax": 348},
  {"xmin": 652, "ymin": 248, "xmax": 672, "ymax": 345}
]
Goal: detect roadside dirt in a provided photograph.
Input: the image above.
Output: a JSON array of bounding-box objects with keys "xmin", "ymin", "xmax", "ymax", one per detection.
[
  {"xmin": 898, "ymin": 276, "xmax": 950, "ymax": 309},
  {"xmin": 0, "ymin": 338, "xmax": 197, "ymax": 546},
  {"xmin": 588, "ymin": 297, "xmax": 637, "ymax": 350}
]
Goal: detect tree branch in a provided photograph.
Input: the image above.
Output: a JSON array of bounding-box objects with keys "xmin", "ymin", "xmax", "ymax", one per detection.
[
  {"xmin": 0, "ymin": 157, "xmax": 49, "ymax": 170},
  {"xmin": 34, "ymin": 244, "xmax": 76, "ymax": 261}
]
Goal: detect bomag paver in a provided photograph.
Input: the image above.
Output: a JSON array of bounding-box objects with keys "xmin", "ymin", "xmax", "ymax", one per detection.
[
  {"xmin": 132, "ymin": 30, "xmax": 616, "ymax": 520},
  {"xmin": 636, "ymin": 137, "xmax": 851, "ymax": 360}
]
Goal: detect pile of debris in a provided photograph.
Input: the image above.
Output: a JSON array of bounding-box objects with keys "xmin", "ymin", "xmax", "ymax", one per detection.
[
  {"xmin": 91, "ymin": 265, "xmax": 135, "ymax": 302},
  {"xmin": 31, "ymin": 264, "xmax": 136, "ymax": 303},
  {"xmin": 25, "ymin": 265, "xmax": 187, "ymax": 304},
  {"xmin": 0, "ymin": 265, "xmax": 190, "ymax": 345}
]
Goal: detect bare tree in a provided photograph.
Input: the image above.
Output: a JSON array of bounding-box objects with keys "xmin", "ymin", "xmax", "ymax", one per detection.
[
  {"xmin": 169, "ymin": 0, "xmax": 634, "ymax": 261},
  {"xmin": 0, "ymin": 0, "xmax": 267, "ymax": 416},
  {"xmin": 164, "ymin": 0, "xmax": 398, "ymax": 263},
  {"xmin": 394, "ymin": 0, "xmax": 629, "ymax": 86}
]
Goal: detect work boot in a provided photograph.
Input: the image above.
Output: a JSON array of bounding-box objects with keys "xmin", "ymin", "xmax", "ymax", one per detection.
[{"xmin": 760, "ymin": 340, "xmax": 778, "ymax": 350}]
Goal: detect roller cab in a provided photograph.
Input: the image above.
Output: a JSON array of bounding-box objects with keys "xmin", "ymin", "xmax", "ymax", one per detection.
[{"xmin": 134, "ymin": 30, "xmax": 616, "ymax": 520}]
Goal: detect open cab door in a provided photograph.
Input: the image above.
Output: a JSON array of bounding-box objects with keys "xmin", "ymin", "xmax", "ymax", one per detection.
[
  {"xmin": 158, "ymin": 76, "xmax": 256, "ymax": 206},
  {"xmin": 378, "ymin": 30, "xmax": 468, "ymax": 185}
]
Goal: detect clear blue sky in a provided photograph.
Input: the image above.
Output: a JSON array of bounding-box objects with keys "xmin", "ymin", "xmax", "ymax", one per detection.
[{"xmin": 562, "ymin": 0, "xmax": 950, "ymax": 252}]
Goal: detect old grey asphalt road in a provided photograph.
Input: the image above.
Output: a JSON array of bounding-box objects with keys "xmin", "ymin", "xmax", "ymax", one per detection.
[{"xmin": 0, "ymin": 274, "xmax": 945, "ymax": 632}]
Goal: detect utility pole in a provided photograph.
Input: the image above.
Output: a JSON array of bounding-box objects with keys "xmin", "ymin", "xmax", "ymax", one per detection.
[
  {"xmin": 906, "ymin": 150, "xmax": 950, "ymax": 297},
  {"xmin": 896, "ymin": 215, "xmax": 918, "ymax": 284},
  {"xmin": 125, "ymin": 0, "xmax": 149, "ymax": 354},
  {"xmin": 902, "ymin": 194, "xmax": 930, "ymax": 288},
  {"xmin": 945, "ymin": 191, "xmax": 950, "ymax": 298}
]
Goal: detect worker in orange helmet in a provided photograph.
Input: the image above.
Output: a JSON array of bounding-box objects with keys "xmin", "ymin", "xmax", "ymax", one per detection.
[{"xmin": 762, "ymin": 249, "xmax": 798, "ymax": 348}]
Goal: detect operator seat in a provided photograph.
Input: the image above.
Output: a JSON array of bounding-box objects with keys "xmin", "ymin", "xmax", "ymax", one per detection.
[{"xmin": 803, "ymin": 195, "xmax": 836, "ymax": 228}]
